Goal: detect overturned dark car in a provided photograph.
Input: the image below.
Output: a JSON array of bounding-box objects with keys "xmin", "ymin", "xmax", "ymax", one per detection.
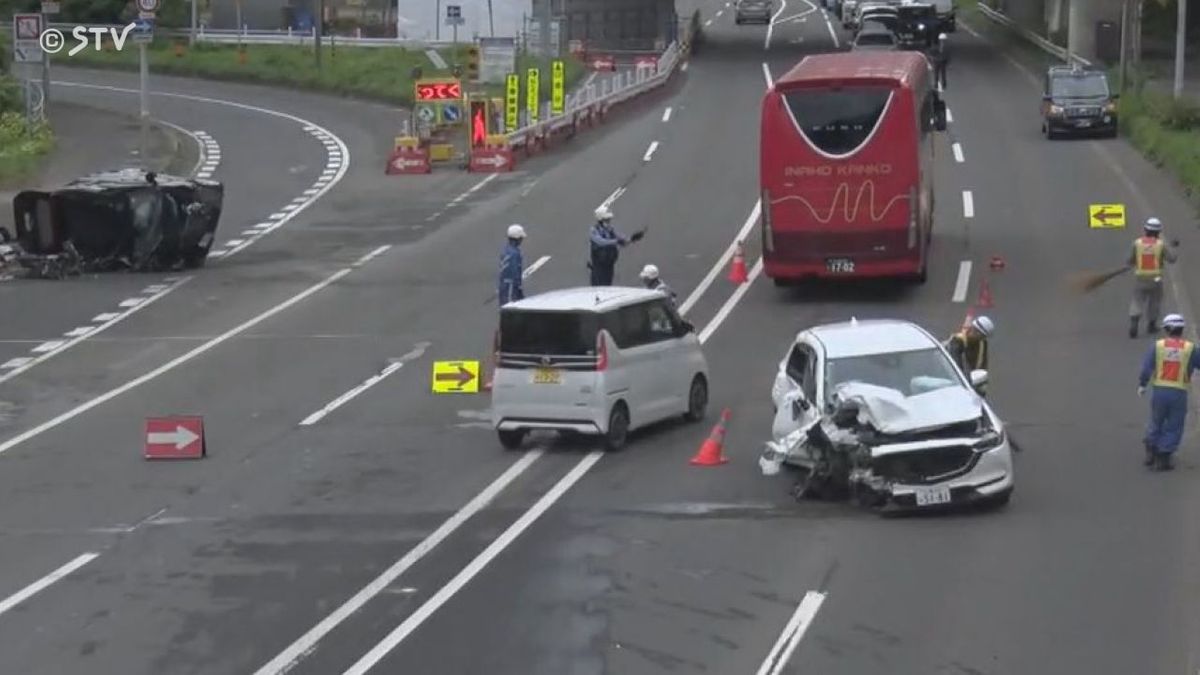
[{"xmin": 6, "ymin": 169, "xmax": 222, "ymax": 279}]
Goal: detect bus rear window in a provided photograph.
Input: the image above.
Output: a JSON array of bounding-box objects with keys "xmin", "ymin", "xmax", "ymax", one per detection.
[
  {"xmin": 499, "ymin": 310, "xmax": 599, "ymax": 356},
  {"xmin": 782, "ymin": 87, "xmax": 892, "ymax": 155}
]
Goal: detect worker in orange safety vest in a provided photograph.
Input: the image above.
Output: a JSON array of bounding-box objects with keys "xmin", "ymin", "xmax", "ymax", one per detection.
[
  {"xmin": 1127, "ymin": 217, "xmax": 1178, "ymax": 338},
  {"xmin": 1138, "ymin": 314, "xmax": 1200, "ymax": 471}
]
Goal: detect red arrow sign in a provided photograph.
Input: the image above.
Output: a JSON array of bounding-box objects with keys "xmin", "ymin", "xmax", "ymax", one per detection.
[
  {"xmin": 435, "ymin": 364, "xmax": 474, "ymax": 388},
  {"xmin": 144, "ymin": 416, "xmax": 206, "ymax": 459}
]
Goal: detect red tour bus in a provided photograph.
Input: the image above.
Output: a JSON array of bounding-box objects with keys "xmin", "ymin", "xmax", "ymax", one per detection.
[{"xmin": 760, "ymin": 51, "xmax": 947, "ymax": 284}]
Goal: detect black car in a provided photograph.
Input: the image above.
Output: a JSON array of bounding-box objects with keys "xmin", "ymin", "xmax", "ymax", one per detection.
[
  {"xmin": 894, "ymin": 3, "xmax": 938, "ymax": 50},
  {"xmin": 1041, "ymin": 65, "xmax": 1119, "ymax": 139}
]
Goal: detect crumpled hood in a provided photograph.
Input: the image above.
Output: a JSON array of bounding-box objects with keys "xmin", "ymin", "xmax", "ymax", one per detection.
[{"xmin": 831, "ymin": 381, "xmax": 982, "ymax": 435}]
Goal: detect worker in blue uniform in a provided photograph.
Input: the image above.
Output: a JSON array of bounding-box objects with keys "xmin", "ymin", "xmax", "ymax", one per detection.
[
  {"xmin": 1137, "ymin": 313, "xmax": 1200, "ymax": 471},
  {"xmin": 498, "ymin": 224, "xmax": 526, "ymax": 306},
  {"xmin": 588, "ymin": 206, "xmax": 628, "ymax": 286}
]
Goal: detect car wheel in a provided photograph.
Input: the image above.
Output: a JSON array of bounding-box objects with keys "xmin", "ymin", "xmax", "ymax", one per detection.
[
  {"xmin": 684, "ymin": 375, "xmax": 709, "ymax": 422},
  {"xmin": 498, "ymin": 429, "xmax": 526, "ymax": 450},
  {"xmin": 604, "ymin": 403, "xmax": 630, "ymax": 451}
]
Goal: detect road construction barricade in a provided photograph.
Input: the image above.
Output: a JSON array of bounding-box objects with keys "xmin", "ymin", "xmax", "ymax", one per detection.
[
  {"xmin": 385, "ymin": 136, "xmax": 431, "ymax": 175},
  {"xmin": 469, "ymin": 135, "xmax": 515, "ymax": 173}
]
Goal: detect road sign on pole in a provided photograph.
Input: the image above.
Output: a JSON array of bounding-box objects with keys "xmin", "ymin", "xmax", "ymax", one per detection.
[
  {"xmin": 550, "ymin": 60, "xmax": 564, "ymax": 115},
  {"xmin": 445, "ymin": 4, "xmax": 464, "ymax": 24},
  {"xmin": 526, "ymin": 67, "xmax": 540, "ymax": 124},
  {"xmin": 12, "ymin": 14, "xmax": 44, "ymax": 64},
  {"xmin": 136, "ymin": 0, "xmax": 160, "ymax": 12},
  {"xmin": 505, "ymin": 73, "xmax": 519, "ymax": 131}
]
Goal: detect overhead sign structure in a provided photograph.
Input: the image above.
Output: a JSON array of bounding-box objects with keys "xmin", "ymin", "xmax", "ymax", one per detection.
[
  {"xmin": 478, "ymin": 37, "xmax": 516, "ymax": 85},
  {"xmin": 432, "ymin": 360, "xmax": 480, "ymax": 393},
  {"xmin": 550, "ymin": 60, "xmax": 565, "ymax": 116},
  {"xmin": 415, "ymin": 79, "xmax": 463, "ymax": 102},
  {"xmin": 12, "ymin": 14, "xmax": 43, "ymax": 63},
  {"xmin": 144, "ymin": 416, "xmax": 207, "ymax": 459},
  {"xmin": 505, "ymin": 73, "xmax": 520, "ymax": 132},
  {"xmin": 1089, "ymin": 203, "xmax": 1126, "ymax": 229},
  {"xmin": 526, "ymin": 67, "xmax": 540, "ymax": 125}
]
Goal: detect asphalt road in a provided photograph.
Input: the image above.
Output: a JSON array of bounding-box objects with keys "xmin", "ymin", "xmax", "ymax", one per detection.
[{"xmin": 1, "ymin": 1, "xmax": 1199, "ymax": 674}]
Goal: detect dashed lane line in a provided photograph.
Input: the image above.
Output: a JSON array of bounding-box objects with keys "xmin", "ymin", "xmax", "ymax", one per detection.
[
  {"xmin": 952, "ymin": 142, "xmax": 965, "ymax": 163},
  {"xmin": 0, "ymin": 553, "xmax": 100, "ymax": 617},
  {"xmin": 192, "ymin": 130, "xmax": 221, "ymax": 180},
  {"xmin": 962, "ymin": 190, "xmax": 975, "ymax": 218},
  {"xmin": 643, "ymin": 141, "xmax": 660, "ymax": 162},
  {"xmin": 755, "ymin": 591, "xmax": 828, "ymax": 675},
  {"xmin": 952, "ymin": 260, "xmax": 972, "ymax": 303},
  {"xmin": 662, "ymin": 107, "xmax": 673, "ymax": 122}
]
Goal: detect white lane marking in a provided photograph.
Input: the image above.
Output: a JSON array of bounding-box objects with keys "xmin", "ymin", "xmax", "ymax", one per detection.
[
  {"xmin": 341, "ymin": 451, "xmax": 606, "ymax": 675},
  {"xmin": 240, "ymin": 229, "xmax": 259, "ymax": 237},
  {"xmin": 31, "ymin": 340, "xmax": 66, "ymax": 354},
  {"xmin": 281, "ymin": 203, "xmax": 300, "ymax": 212},
  {"xmin": 63, "ymin": 327, "xmax": 94, "ymax": 338},
  {"xmin": 962, "ymin": 190, "xmax": 975, "ymax": 218},
  {"xmin": 92, "ymin": 313, "xmax": 120, "ymax": 322},
  {"xmin": 118, "ymin": 297, "xmax": 144, "ymax": 308},
  {"xmin": 0, "ymin": 553, "xmax": 100, "ymax": 617},
  {"xmin": 154, "ymin": 120, "xmax": 205, "ymax": 178},
  {"xmin": 762, "ymin": 62, "xmax": 774, "ymax": 88},
  {"xmin": 340, "ymin": 212, "xmax": 763, "ymax": 674},
  {"xmin": 353, "ymin": 245, "xmax": 392, "ymax": 268},
  {"xmin": 53, "ymin": 81, "xmax": 350, "ymax": 260},
  {"xmin": 678, "ymin": 200, "xmax": 761, "ymax": 316},
  {"xmin": 765, "ymin": 0, "xmax": 789, "ymax": 50},
  {"xmin": 952, "ymin": 142, "xmax": 964, "ymax": 163},
  {"xmin": 755, "ymin": 591, "xmax": 828, "ymax": 675},
  {"xmin": 705, "ymin": 18, "xmax": 713, "ymax": 26},
  {"xmin": 716, "ymin": 9, "xmax": 724, "ymax": 16},
  {"xmin": 599, "ymin": 186, "xmax": 626, "ymax": 210},
  {"xmin": 643, "ymin": 141, "xmax": 660, "ymax": 162},
  {"xmin": 0, "ymin": 268, "xmax": 352, "ymax": 455},
  {"xmin": 662, "ymin": 107, "xmax": 673, "ymax": 122},
  {"xmin": 224, "ymin": 239, "xmax": 246, "ymax": 247},
  {"xmin": 523, "ymin": 255, "xmax": 551, "ymax": 278},
  {"xmin": 467, "ymin": 173, "xmax": 498, "ymax": 194},
  {"xmin": 300, "ymin": 361, "xmax": 407, "ymax": 426},
  {"xmin": 946, "ymin": 107, "xmax": 954, "ymax": 123},
  {"xmin": 144, "ymin": 284, "xmax": 169, "ymax": 293},
  {"xmin": 823, "ymin": 9, "xmax": 840, "ymax": 47},
  {"xmin": 268, "ymin": 212, "xmax": 287, "ymax": 220},
  {"xmin": 252, "ymin": 223, "xmax": 273, "ymax": 230},
  {"xmin": 304, "ymin": 188, "xmax": 320, "ymax": 196},
  {"xmin": 952, "ymin": 260, "xmax": 972, "ymax": 303},
  {"xmin": 251, "ymin": 450, "xmax": 546, "ymax": 675},
  {"xmin": 1, "ymin": 357, "xmax": 33, "ymax": 369}
]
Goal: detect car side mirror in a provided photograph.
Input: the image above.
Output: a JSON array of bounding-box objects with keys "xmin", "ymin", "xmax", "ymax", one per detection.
[
  {"xmin": 679, "ymin": 319, "xmax": 695, "ymax": 335},
  {"xmin": 970, "ymin": 369, "xmax": 989, "ymax": 389},
  {"xmin": 933, "ymin": 99, "xmax": 947, "ymax": 132}
]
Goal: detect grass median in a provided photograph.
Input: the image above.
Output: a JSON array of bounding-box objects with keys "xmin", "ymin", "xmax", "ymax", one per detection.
[
  {"xmin": 60, "ymin": 40, "xmax": 585, "ymax": 108},
  {"xmin": 0, "ymin": 37, "xmax": 56, "ymax": 186}
]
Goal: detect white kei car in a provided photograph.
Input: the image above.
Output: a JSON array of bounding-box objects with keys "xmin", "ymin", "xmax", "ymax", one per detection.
[{"xmin": 769, "ymin": 318, "xmax": 1015, "ymax": 510}]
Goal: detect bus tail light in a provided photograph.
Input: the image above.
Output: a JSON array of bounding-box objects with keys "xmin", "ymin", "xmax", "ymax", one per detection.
[
  {"xmin": 906, "ymin": 186, "xmax": 918, "ymax": 249},
  {"xmin": 761, "ymin": 190, "xmax": 774, "ymax": 253}
]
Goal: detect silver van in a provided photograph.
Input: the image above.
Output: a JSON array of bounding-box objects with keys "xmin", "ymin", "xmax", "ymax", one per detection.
[{"xmin": 491, "ymin": 286, "xmax": 710, "ymax": 451}]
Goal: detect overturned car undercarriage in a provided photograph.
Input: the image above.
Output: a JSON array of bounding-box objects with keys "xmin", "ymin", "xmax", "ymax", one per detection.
[
  {"xmin": 760, "ymin": 381, "xmax": 1011, "ymax": 512},
  {"xmin": 1, "ymin": 169, "xmax": 223, "ymax": 280}
]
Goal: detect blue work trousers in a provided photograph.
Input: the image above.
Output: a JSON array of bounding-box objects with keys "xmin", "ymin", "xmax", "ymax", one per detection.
[{"xmin": 1146, "ymin": 387, "xmax": 1189, "ymax": 455}]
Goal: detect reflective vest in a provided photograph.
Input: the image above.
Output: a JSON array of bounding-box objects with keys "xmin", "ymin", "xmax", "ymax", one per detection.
[
  {"xmin": 1134, "ymin": 236, "xmax": 1165, "ymax": 277},
  {"xmin": 1152, "ymin": 337, "xmax": 1195, "ymax": 389},
  {"xmin": 951, "ymin": 331, "xmax": 987, "ymax": 371}
]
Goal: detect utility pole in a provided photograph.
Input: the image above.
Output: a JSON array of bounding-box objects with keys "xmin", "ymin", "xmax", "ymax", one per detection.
[
  {"xmin": 539, "ymin": 0, "xmax": 551, "ymax": 57},
  {"xmin": 314, "ymin": 0, "xmax": 324, "ymax": 68},
  {"xmin": 1173, "ymin": 0, "xmax": 1187, "ymax": 99},
  {"xmin": 487, "ymin": 0, "xmax": 494, "ymax": 36},
  {"xmin": 190, "ymin": 0, "xmax": 197, "ymax": 46},
  {"xmin": 139, "ymin": 41, "xmax": 150, "ymax": 170},
  {"xmin": 1119, "ymin": 0, "xmax": 1129, "ymax": 92},
  {"xmin": 437, "ymin": 0, "xmax": 441, "ymax": 40},
  {"xmin": 40, "ymin": 3, "xmax": 50, "ymax": 109}
]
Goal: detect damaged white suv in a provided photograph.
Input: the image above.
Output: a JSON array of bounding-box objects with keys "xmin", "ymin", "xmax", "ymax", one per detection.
[{"xmin": 763, "ymin": 318, "xmax": 1014, "ymax": 512}]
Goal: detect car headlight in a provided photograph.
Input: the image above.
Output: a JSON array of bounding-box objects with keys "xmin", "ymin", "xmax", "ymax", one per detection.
[
  {"xmin": 918, "ymin": 23, "xmax": 925, "ymax": 30},
  {"xmin": 1105, "ymin": 101, "xmax": 1118, "ymax": 113},
  {"xmin": 1049, "ymin": 104, "xmax": 1064, "ymax": 115},
  {"xmin": 974, "ymin": 429, "xmax": 1006, "ymax": 452}
]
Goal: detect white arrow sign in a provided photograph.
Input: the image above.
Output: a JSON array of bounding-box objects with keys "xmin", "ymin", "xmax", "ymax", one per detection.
[
  {"xmin": 475, "ymin": 155, "xmax": 508, "ymax": 168},
  {"xmin": 393, "ymin": 157, "xmax": 425, "ymax": 169},
  {"xmin": 147, "ymin": 426, "xmax": 199, "ymax": 450}
]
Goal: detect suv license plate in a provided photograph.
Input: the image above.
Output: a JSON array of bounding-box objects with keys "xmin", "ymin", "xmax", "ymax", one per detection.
[
  {"xmin": 914, "ymin": 485, "xmax": 952, "ymax": 506},
  {"xmin": 532, "ymin": 368, "xmax": 562, "ymax": 384},
  {"xmin": 826, "ymin": 258, "xmax": 855, "ymax": 273}
]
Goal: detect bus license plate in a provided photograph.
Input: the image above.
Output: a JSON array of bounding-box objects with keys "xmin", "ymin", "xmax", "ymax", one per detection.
[
  {"xmin": 914, "ymin": 485, "xmax": 952, "ymax": 506},
  {"xmin": 532, "ymin": 368, "xmax": 562, "ymax": 384},
  {"xmin": 826, "ymin": 258, "xmax": 855, "ymax": 273}
]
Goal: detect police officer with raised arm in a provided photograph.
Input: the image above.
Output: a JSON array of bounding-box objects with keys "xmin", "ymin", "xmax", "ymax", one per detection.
[{"xmin": 588, "ymin": 206, "xmax": 628, "ymax": 286}]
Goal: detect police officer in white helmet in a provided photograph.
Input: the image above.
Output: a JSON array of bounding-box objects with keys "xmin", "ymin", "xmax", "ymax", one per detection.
[
  {"xmin": 498, "ymin": 224, "xmax": 526, "ymax": 306},
  {"xmin": 639, "ymin": 264, "xmax": 678, "ymax": 308}
]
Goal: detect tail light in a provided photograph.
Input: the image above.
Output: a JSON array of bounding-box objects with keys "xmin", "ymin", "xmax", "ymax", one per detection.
[
  {"xmin": 761, "ymin": 191, "xmax": 774, "ymax": 253},
  {"xmin": 596, "ymin": 331, "xmax": 609, "ymax": 371},
  {"xmin": 907, "ymin": 186, "xmax": 918, "ymax": 249}
]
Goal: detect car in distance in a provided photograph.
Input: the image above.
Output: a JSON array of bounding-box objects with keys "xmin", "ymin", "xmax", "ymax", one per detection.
[
  {"xmin": 851, "ymin": 26, "xmax": 900, "ymax": 50},
  {"xmin": 735, "ymin": 0, "xmax": 774, "ymax": 24},
  {"xmin": 1041, "ymin": 64, "xmax": 1119, "ymax": 139},
  {"xmin": 768, "ymin": 318, "xmax": 1015, "ymax": 510},
  {"xmin": 491, "ymin": 287, "xmax": 710, "ymax": 451}
]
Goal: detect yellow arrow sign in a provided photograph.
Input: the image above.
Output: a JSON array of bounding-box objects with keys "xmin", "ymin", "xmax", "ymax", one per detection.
[
  {"xmin": 432, "ymin": 360, "xmax": 480, "ymax": 393},
  {"xmin": 1089, "ymin": 203, "xmax": 1126, "ymax": 229}
]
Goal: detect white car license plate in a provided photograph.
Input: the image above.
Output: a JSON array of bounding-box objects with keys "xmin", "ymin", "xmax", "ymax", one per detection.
[
  {"xmin": 914, "ymin": 485, "xmax": 952, "ymax": 506},
  {"xmin": 532, "ymin": 368, "xmax": 562, "ymax": 384},
  {"xmin": 826, "ymin": 258, "xmax": 855, "ymax": 273}
]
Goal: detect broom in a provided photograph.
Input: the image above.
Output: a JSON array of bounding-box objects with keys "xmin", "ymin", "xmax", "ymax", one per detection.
[{"xmin": 1068, "ymin": 265, "xmax": 1130, "ymax": 293}]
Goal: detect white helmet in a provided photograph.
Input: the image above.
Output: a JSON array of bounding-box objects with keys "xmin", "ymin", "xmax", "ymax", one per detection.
[
  {"xmin": 1163, "ymin": 313, "xmax": 1186, "ymax": 329},
  {"xmin": 971, "ymin": 316, "xmax": 995, "ymax": 337},
  {"xmin": 594, "ymin": 206, "xmax": 613, "ymax": 222},
  {"xmin": 1145, "ymin": 217, "xmax": 1163, "ymax": 232},
  {"xmin": 938, "ymin": 32, "xmax": 948, "ymax": 41},
  {"xmin": 506, "ymin": 224, "xmax": 526, "ymax": 239},
  {"xmin": 639, "ymin": 264, "xmax": 659, "ymax": 280}
]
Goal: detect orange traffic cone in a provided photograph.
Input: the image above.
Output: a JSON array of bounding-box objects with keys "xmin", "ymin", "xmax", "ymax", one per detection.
[
  {"xmin": 482, "ymin": 330, "xmax": 499, "ymax": 392},
  {"xmin": 728, "ymin": 242, "xmax": 748, "ymax": 284},
  {"xmin": 977, "ymin": 277, "xmax": 994, "ymax": 308},
  {"xmin": 690, "ymin": 408, "xmax": 731, "ymax": 466}
]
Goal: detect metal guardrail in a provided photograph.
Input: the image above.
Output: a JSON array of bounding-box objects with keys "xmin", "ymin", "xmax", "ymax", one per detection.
[
  {"xmin": 505, "ymin": 40, "xmax": 682, "ymax": 149},
  {"xmin": 975, "ymin": 2, "xmax": 1092, "ymax": 66}
]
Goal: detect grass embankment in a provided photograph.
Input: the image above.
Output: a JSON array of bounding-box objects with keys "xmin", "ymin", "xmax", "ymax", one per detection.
[
  {"xmin": 960, "ymin": 1, "xmax": 1200, "ymax": 207},
  {"xmin": 63, "ymin": 41, "xmax": 585, "ymax": 108},
  {"xmin": 0, "ymin": 37, "xmax": 55, "ymax": 184}
]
